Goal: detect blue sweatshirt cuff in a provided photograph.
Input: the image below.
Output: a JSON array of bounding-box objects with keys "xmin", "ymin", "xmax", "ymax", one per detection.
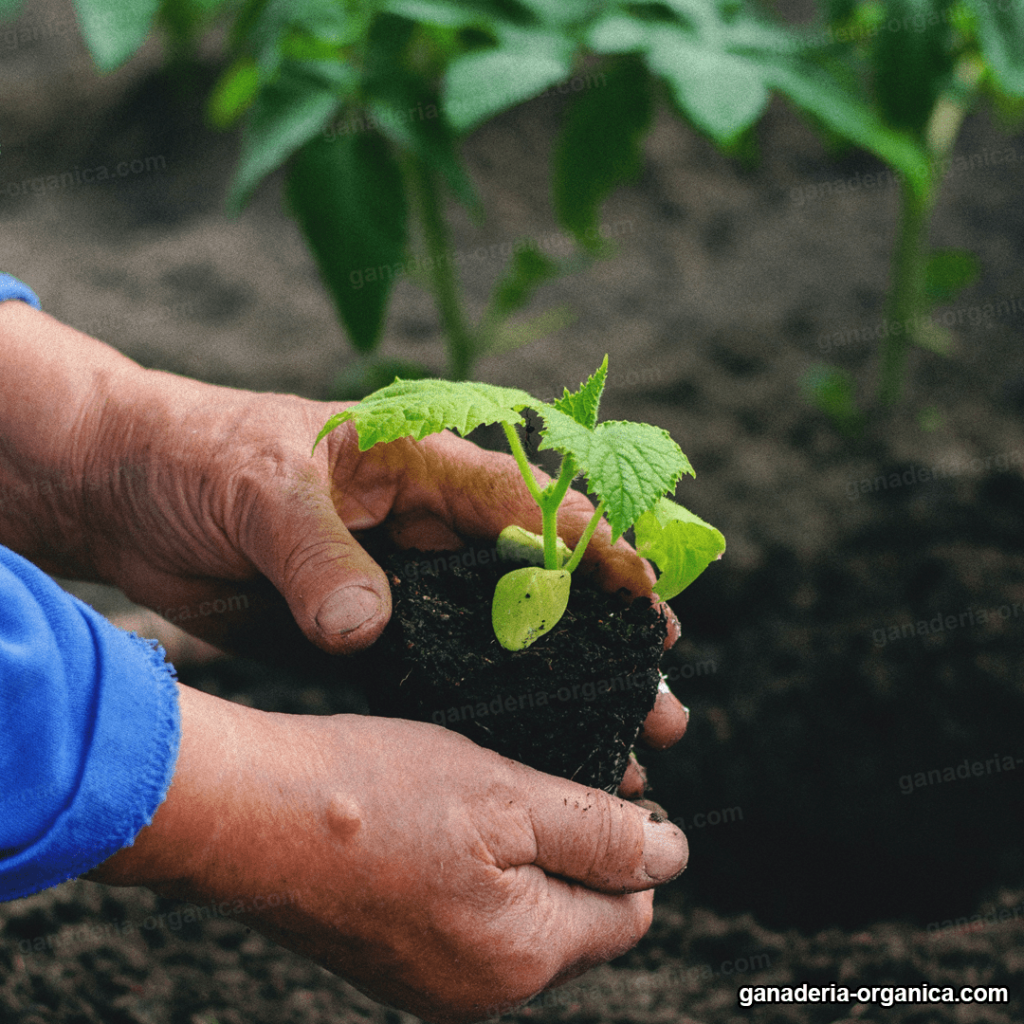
[
  {"xmin": 0, "ymin": 545, "xmax": 181, "ymax": 900},
  {"xmin": 0, "ymin": 273, "xmax": 42, "ymax": 310}
]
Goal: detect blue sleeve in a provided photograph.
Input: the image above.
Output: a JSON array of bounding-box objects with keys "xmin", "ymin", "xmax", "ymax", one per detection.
[
  {"xmin": 0, "ymin": 545, "xmax": 181, "ymax": 900},
  {"xmin": 0, "ymin": 273, "xmax": 42, "ymax": 309}
]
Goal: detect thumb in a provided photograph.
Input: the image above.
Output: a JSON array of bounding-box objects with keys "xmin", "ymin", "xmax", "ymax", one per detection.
[
  {"xmin": 248, "ymin": 479, "xmax": 391, "ymax": 655},
  {"xmin": 521, "ymin": 770, "xmax": 688, "ymax": 892}
]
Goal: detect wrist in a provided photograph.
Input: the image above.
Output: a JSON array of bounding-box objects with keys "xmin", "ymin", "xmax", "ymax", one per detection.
[
  {"xmin": 85, "ymin": 684, "xmax": 334, "ymax": 902},
  {"xmin": 0, "ymin": 301, "xmax": 148, "ymax": 576},
  {"xmin": 85, "ymin": 683, "xmax": 259, "ymax": 893}
]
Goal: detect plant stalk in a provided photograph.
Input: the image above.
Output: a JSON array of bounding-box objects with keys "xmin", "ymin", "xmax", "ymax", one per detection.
[
  {"xmin": 502, "ymin": 423, "xmax": 545, "ymax": 505},
  {"xmin": 540, "ymin": 457, "xmax": 577, "ymax": 568},
  {"xmin": 563, "ymin": 501, "xmax": 606, "ymax": 574},
  {"xmin": 407, "ymin": 157, "xmax": 477, "ymax": 381},
  {"xmin": 878, "ymin": 178, "xmax": 933, "ymax": 407},
  {"xmin": 878, "ymin": 56, "xmax": 981, "ymax": 407}
]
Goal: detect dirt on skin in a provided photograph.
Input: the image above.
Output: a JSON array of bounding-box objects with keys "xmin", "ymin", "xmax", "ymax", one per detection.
[{"xmin": 2, "ymin": 0, "xmax": 1024, "ymax": 1020}]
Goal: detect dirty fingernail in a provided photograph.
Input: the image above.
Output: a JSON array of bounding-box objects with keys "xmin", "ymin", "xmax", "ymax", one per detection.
[
  {"xmin": 316, "ymin": 586, "xmax": 383, "ymax": 636},
  {"xmin": 642, "ymin": 817, "xmax": 688, "ymax": 883}
]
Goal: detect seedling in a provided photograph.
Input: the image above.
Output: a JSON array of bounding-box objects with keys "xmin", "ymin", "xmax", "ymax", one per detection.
[{"xmin": 313, "ymin": 356, "xmax": 725, "ymax": 650}]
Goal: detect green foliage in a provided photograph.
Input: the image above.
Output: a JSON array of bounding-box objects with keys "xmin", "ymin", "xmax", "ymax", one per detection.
[
  {"xmin": 207, "ymin": 57, "xmax": 262, "ymax": 127},
  {"xmin": 314, "ymin": 377, "xmax": 533, "ymax": 451},
  {"xmin": 873, "ymin": 0, "xmax": 954, "ymax": 135},
  {"xmin": 443, "ymin": 30, "xmax": 573, "ymax": 134},
  {"xmin": 553, "ymin": 56, "xmax": 654, "ymax": 250},
  {"xmin": 37, "ymin": 0, "xmax": 1024, "ymax": 414},
  {"xmin": 492, "ymin": 566, "xmax": 570, "ymax": 649},
  {"xmin": 635, "ymin": 498, "xmax": 727, "ymax": 602},
  {"xmin": 803, "ymin": 365, "xmax": 865, "ymax": 435},
  {"xmin": 230, "ymin": 61, "xmax": 352, "ymax": 214},
  {"xmin": 925, "ymin": 248, "xmax": 981, "ymax": 302},
  {"xmin": 538, "ymin": 411, "xmax": 693, "ymax": 542},
  {"xmin": 551, "ymin": 353, "xmax": 608, "ymax": 430},
  {"xmin": 72, "ymin": 0, "xmax": 162, "ymax": 71},
  {"xmin": 287, "ymin": 132, "xmax": 408, "ymax": 353},
  {"xmin": 964, "ymin": 0, "xmax": 1024, "ymax": 97},
  {"xmin": 806, "ymin": 0, "xmax": 1024, "ymax": 412},
  {"xmin": 315, "ymin": 359, "xmax": 724, "ymax": 649}
]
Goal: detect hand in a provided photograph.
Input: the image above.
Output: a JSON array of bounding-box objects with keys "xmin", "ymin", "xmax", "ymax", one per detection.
[
  {"xmin": 86, "ymin": 684, "xmax": 689, "ymax": 1024},
  {"xmin": 0, "ymin": 303, "xmax": 685, "ymax": 756},
  {"xmin": 73, "ymin": 369, "xmax": 687, "ymax": 750}
]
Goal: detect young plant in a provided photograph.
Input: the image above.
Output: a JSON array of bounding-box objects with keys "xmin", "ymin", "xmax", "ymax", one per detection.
[{"xmin": 313, "ymin": 356, "xmax": 725, "ymax": 651}]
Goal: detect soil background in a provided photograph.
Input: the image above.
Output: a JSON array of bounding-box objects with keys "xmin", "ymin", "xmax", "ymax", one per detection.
[{"xmin": 2, "ymin": 0, "xmax": 1024, "ymax": 1021}]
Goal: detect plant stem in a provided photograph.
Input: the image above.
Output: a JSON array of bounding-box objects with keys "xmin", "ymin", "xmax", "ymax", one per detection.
[
  {"xmin": 563, "ymin": 501, "xmax": 606, "ymax": 574},
  {"xmin": 539, "ymin": 457, "xmax": 577, "ymax": 569},
  {"xmin": 407, "ymin": 157, "xmax": 477, "ymax": 381},
  {"xmin": 502, "ymin": 423, "xmax": 545, "ymax": 506},
  {"xmin": 878, "ymin": 178, "xmax": 933, "ymax": 407},
  {"xmin": 877, "ymin": 56, "xmax": 981, "ymax": 407}
]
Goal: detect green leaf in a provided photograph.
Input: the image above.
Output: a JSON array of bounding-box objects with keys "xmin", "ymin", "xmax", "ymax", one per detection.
[
  {"xmin": 823, "ymin": 0, "xmax": 858, "ymax": 22},
  {"xmin": 72, "ymin": 0, "xmax": 161, "ymax": 71},
  {"xmin": 484, "ymin": 305, "xmax": 576, "ymax": 356},
  {"xmin": 247, "ymin": 0, "xmax": 352, "ymax": 75},
  {"xmin": 554, "ymin": 55, "xmax": 654, "ymax": 249},
  {"xmin": 635, "ymin": 498, "xmax": 725, "ymax": 601},
  {"xmin": 228, "ymin": 63, "xmax": 343, "ymax": 214},
  {"xmin": 208, "ymin": 57, "xmax": 262, "ymax": 129},
  {"xmin": 802, "ymin": 365, "xmax": 864, "ymax": 435},
  {"xmin": 763, "ymin": 60, "xmax": 933, "ymax": 198},
  {"xmin": 587, "ymin": 13, "xmax": 651, "ymax": 53},
  {"xmin": 873, "ymin": 0, "xmax": 954, "ymax": 135},
  {"xmin": 925, "ymin": 248, "xmax": 981, "ymax": 302},
  {"xmin": 538, "ymin": 410, "xmax": 693, "ymax": 541},
  {"xmin": 492, "ymin": 567, "xmax": 570, "ymax": 650},
  {"xmin": 487, "ymin": 247, "xmax": 562, "ymax": 322},
  {"xmin": 362, "ymin": 14, "xmax": 481, "ymax": 213},
  {"xmin": 964, "ymin": 0, "xmax": 1024, "ymax": 97},
  {"xmin": 552, "ymin": 355, "xmax": 608, "ymax": 430},
  {"xmin": 314, "ymin": 377, "xmax": 537, "ymax": 452},
  {"xmin": 644, "ymin": 26, "xmax": 770, "ymax": 143},
  {"xmin": 443, "ymin": 32, "xmax": 573, "ymax": 133},
  {"xmin": 287, "ymin": 131, "xmax": 408, "ymax": 354},
  {"xmin": 381, "ymin": 0, "xmax": 501, "ymax": 30},
  {"xmin": 496, "ymin": 525, "xmax": 570, "ymax": 568}
]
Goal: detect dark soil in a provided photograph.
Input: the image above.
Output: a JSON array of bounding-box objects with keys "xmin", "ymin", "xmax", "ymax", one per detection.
[
  {"xmin": 3, "ymin": 0, "xmax": 1024, "ymax": 1020},
  {"xmin": 359, "ymin": 542, "xmax": 665, "ymax": 793}
]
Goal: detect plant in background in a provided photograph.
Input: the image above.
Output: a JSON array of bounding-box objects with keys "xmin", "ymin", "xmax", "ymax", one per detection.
[
  {"xmin": 804, "ymin": 0, "xmax": 1024, "ymax": 421},
  {"xmin": 10, "ymin": 0, "xmax": 945, "ymax": 392},
  {"xmin": 313, "ymin": 356, "xmax": 725, "ymax": 649},
  {"xmin": 6, "ymin": 0, "xmax": 1020, "ymax": 413}
]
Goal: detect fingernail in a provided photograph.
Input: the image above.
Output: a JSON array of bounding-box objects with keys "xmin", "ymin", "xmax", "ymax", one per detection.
[
  {"xmin": 316, "ymin": 587, "xmax": 382, "ymax": 636},
  {"xmin": 642, "ymin": 818, "xmax": 688, "ymax": 883}
]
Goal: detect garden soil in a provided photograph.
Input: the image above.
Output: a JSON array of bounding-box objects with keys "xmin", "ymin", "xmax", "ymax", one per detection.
[{"xmin": 2, "ymin": 1, "xmax": 1024, "ymax": 1020}]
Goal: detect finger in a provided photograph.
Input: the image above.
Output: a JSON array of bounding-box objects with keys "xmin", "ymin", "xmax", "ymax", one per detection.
[
  {"xmin": 516, "ymin": 767, "xmax": 688, "ymax": 892},
  {"xmin": 634, "ymin": 796, "xmax": 670, "ymax": 815},
  {"xmin": 238, "ymin": 469, "xmax": 392, "ymax": 655},
  {"xmin": 535, "ymin": 882, "xmax": 655, "ymax": 990},
  {"xmin": 617, "ymin": 754, "xmax": 647, "ymax": 800},
  {"xmin": 660, "ymin": 603, "xmax": 681, "ymax": 648},
  {"xmin": 108, "ymin": 609, "xmax": 227, "ymax": 667},
  {"xmin": 638, "ymin": 685, "xmax": 689, "ymax": 750}
]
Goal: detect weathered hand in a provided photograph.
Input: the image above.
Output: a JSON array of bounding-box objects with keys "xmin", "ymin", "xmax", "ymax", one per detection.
[
  {"xmin": 0, "ymin": 300, "xmax": 684, "ymax": 756},
  {"xmin": 76, "ymin": 369, "xmax": 686, "ymax": 749},
  {"xmin": 87, "ymin": 685, "xmax": 689, "ymax": 1024}
]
